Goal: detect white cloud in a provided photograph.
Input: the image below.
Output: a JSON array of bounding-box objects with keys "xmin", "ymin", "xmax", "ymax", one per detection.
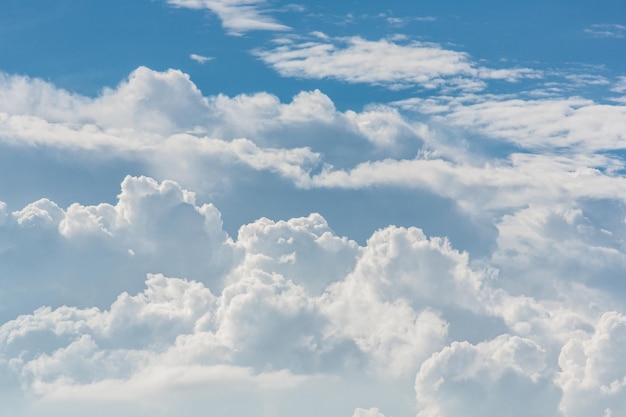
[
  {"xmin": 189, "ymin": 53, "xmax": 213, "ymax": 64},
  {"xmin": 231, "ymin": 213, "xmax": 360, "ymax": 294},
  {"xmin": 395, "ymin": 95, "xmax": 626, "ymax": 152},
  {"xmin": 415, "ymin": 335, "xmax": 559, "ymax": 417},
  {"xmin": 0, "ymin": 201, "xmax": 7, "ymax": 226},
  {"xmin": 3, "ymin": 1, "xmax": 626, "ymax": 415},
  {"xmin": 13, "ymin": 199, "xmax": 65, "ymax": 228},
  {"xmin": 493, "ymin": 203, "xmax": 626, "ymax": 296},
  {"xmin": 256, "ymin": 36, "xmax": 541, "ymax": 90},
  {"xmin": 166, "ymin": 0, "xmax": 290, "ymax": 34},
  {"xmin": 351, "ymin": 407, "xmax": 387, "ymax": 417},
  {"xmin": 1, "ymin": 174, "xmax": 625, "ymax": 416},
  {"xmin": 611, "ymin": 76, "xmax": 626, "ymax": 93},
  {"xmin": 557, "ymin": 312, "xmax": 626, "ymax": 417},
  {"xmin": 4, "ymin": 69, "xmax": 626, "ymax": 266},
  {"xmin": 584, "ymin": 24, "xmax": 626, "ymax": 39}
]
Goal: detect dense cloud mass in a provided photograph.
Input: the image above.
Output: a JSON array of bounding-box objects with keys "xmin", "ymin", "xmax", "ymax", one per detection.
[
  {"xmin": 1, "ymin": 171, "xmax": 625, "ymax": 416},
  {"xmin": 2, "ymin": 1, "xmax": 626, "ymax": 416}
]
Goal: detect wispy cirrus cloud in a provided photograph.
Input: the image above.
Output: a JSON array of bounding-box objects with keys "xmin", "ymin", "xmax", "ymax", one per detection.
[
  {"xmin": 584, "ymin": 23, "xmax": 626, "ymax": 38},
  {"xmin": 166, "ymin": 0, "xmax": 290, "ymax": 35},
  {"xmin": 612, "ymin": 75, "xmax": 626, "ymax": 93},
  {"xmin": 256, "ymin": 35, "xmax": 541, "ymax": 91}
]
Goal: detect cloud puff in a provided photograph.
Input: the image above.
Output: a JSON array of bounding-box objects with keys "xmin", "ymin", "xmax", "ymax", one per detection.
[
  {"xmin": 256, "ymin": 36, "xmax": 541, "ymax": 90},
  {"xmin": 493, "ymin": 203, "xmax": 626, "ymax": 296},
  {"xmin": 189, "ymin": 53, "xmax": 213, "ymax": 64},
  {"xmin": 166, "ymin": 0, "xmax": 290, "ymax": 34},
  {"xmin": 13, "ymin": 199, "xmax": 65, "ymax": 228},
  {"xmin": 351, "ymin": 407, "xmax": 387, "ymax": 417},
  {"xmin": 232, "ymin": 214, "xmax": 361, "ymax": 294},
  {"xmin": 557, "ymin": 312, "xmax": 626, "ymax": 417},
  {"xmin": 415, "ymin": 335, "xmax": 559, "ymax": 417},
  {"xmin": 0, "ymin": 175, "xmax": 233, "ymax": 319}
]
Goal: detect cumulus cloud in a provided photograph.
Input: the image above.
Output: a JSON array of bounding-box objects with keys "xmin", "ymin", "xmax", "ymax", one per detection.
[
  {"xmin": 166, "ymin": 0, "xmax": 290, "ymax": 34},
  {"xmin": 0, "ymin": 217, "xmax": 440, "ymax": 408},
  {"xmin": 415, "ymin": 335, "xmax": 559, "ymax": 417},
  {"xmin": 1, "ymin": 174, "xmax": 625, "ymax": 417},
  {"xmin": 5, "ymin": 67, "xmax": 626, "ymax": 223},
  {"xmin": 557, "ymin": 312, "xmax": 626, "ymax": 417},
  {"xmin": 0, "ymin": 201, "xmax": 7, "ymax": 225},
  {"xmin": 0, "ymin": 175, "xmax": 233, "ymax": 319},
  {"xmin": 12, "ymin": 199, "xmax": 65, "ymax": 228},
  {"xmin": 0, "ymin": 53, "xmax": 626, "ymax": 417},
  {"xmin": 492, "ymin": 203, "xmax": 626, "ymax": 296},
  {"xmin": 256, "ymin": 36, "xmax": 541, "ymax": 90},
  {"xmin": 0, "ymin": 67, "xmax": 434, "ymax": 192}
]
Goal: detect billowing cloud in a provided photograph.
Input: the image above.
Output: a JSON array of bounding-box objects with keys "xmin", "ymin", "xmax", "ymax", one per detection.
[
  {"xmin": 0, "ymin": 33, "xmax": 626, "ymax": 417},
  {"xmin": 415, "ymin": 335, "xmax": 559, "ymax": 417},
  {"xmin": 557, "ymin": 312, "xmax": 626, "ymax": 417},
  {"xmin": 1, "ymin": 174, "xmax": 625, "ymax": 417}
]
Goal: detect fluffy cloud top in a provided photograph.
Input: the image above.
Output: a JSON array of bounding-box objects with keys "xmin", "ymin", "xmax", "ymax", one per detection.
[
  {"xmin": 1, "ymin": 37, "xmax": 626, "ymax": 416},
  {"xmin": 1, "ymin": 175, "xmax": 624, "ymax": 417}
]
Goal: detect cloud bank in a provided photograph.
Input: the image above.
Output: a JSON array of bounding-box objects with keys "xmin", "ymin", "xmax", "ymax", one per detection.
[{"xmin": 1, "ymin": 32, "xmax": 626, "ymax": 414}]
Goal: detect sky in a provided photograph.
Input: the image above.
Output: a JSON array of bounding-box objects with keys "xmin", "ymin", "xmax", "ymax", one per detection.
[{"xmin": 1, "ymin": 1, "xmax": 626, "ymax": 416}]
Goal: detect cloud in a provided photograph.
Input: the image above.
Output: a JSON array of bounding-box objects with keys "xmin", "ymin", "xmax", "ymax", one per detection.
[
  {"xmin": 0, "ymin": 175, "xmax": 233, "ymax": 319},
  {"xmin": 351, "ymin": 408, "xmax": 387, "ymax": 417},
  {"xmin": 611, "ymin": 76, "xmax": 626, "ymax": 93},
  {"xmin": 415, "ymin": 335, "xmax": 560, "ymax": 417},
  {"xmin": 166, "ymin": 0, "xmax": 290, "ymax": 34},
  {"xmin": 384, "ymin": 15, "xmax": 436, "ymax": 27},
  {"xmin": 189, "ymin": 53, "xmax": 213, "ymax": 64},
  {"xmin": 493, "ymin": 203, "xmax": 626, "ymax": 295},
  {"xmin": 584, "ymin": 24, "xmax": 626, "ymax": 39},
  {"xmin": 0, "ymin": 201, "xmax": 7, "ymax": 225},
  {"xmin": 395, "ymin": 94, "xmax": 626, "ymax": 152},
  {"xmin": 1, "ymin": 174, "xmax": 625, "ymax": 417},
  {"xmin": 0, "ymin": 67, "xmax": 435, "ymax": 194},
  {"xmin": 255, "ymin": 36, "xmax": 541, "ymax": 90},
  {"xmin": 557, "ymin": 312, "xmax": 626, "ymax": 417},
  {"xmin": 13, "ymin": 199, "xmax": 65, "ymax": 228},
  {"xmin": 3, "ymin": 68, "xmax": 626, "ymax": 260},
  {"xmin": 0, "ymin": 204, "xmax": 454, "ymax": 412}
]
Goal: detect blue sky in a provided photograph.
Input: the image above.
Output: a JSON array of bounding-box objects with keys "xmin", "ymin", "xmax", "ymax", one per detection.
[{"xmin": 1, "ymin": 1, "xmax": 626, "ymax": 416}]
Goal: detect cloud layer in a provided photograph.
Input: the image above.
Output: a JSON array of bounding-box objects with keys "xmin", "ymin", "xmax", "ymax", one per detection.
[
  {"xmin": 1, "ymin": 27, "xmax": 626, "ymax": 414},
  {"xmin": 1, "ymin": 174, "xmax": 626, "ymax": 416}
]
